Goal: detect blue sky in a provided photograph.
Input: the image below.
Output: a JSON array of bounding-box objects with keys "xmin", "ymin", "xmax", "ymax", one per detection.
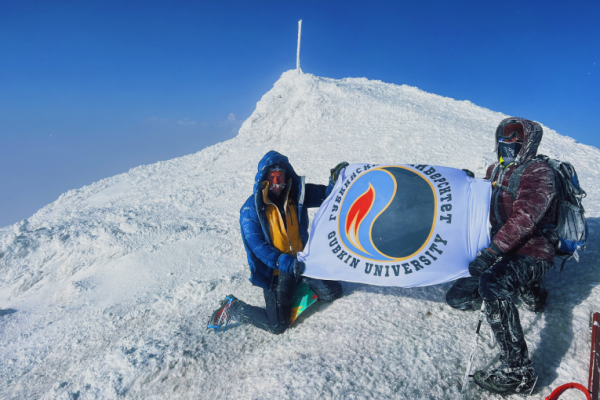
[{"xmin": 1, "ymin": 0, "xmax": 598, "ymax": 227}]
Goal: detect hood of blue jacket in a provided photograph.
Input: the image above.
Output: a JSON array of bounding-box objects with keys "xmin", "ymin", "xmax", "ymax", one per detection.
[{"xmin": 253, "ymin": 151, "xmax": 302, "ymax": 198}]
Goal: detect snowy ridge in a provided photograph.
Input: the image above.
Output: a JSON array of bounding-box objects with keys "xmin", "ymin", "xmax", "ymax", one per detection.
[{"xmin": 1, "ymin": 70, "xmax": 599, "ymax": 399}]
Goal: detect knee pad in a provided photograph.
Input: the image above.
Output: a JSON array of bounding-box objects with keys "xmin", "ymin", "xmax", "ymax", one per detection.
[
  {"xmin": 446, "ymin": 292, "xmax": 482, "ymax": 311},
  {"xmin": 445, "ymin": 288, "xmax": 462, "ymax": 309},
  {"xmin": 446, "ymin": 277, "xmax": 482, "ymax": 310}
]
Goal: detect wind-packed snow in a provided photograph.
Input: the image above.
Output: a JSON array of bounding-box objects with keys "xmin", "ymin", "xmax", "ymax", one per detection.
[{"xmin": 1, "ymin": 70, "xmax": 599, "ymax": 399}]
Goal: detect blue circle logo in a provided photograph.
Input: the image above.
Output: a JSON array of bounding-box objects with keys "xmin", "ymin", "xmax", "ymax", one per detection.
[{"xmin": 338, "ymin": 166, "xmax": 437, "ymax": 262}]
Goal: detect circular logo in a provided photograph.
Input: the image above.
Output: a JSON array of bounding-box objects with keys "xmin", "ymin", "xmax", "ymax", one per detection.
[{"xmin": 338, "ymin": 166, "xmax": 436, "ymax": 262}]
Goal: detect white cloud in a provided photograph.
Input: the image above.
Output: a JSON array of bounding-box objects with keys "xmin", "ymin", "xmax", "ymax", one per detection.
[
  {"xmin": 227, "ymin": 113, "xmax": 236, "ymax": 121},
  {"xmin": 177, "ymin": 118, "xmax": 197, "ymax": 127}
]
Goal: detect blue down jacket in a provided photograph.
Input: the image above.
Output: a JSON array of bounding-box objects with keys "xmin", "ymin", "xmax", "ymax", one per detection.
[{"xmin": 240, "ymin": 151, "xmax": 330, "ymax": 291}]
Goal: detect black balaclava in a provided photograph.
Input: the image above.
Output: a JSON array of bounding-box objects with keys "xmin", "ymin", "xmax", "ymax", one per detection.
[{"xmin": 498, "ymin": 141, "xmax": 522, "ymax": 166}]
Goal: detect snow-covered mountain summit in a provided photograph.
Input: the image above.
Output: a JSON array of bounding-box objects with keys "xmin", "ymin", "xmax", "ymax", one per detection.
[{"xmin": 1, "ymin": 70, "xmax": 599, "ymax": 399}]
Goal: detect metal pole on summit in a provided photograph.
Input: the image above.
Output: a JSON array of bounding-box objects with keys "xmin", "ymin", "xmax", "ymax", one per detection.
[{"xmin": 296, "ymin": 20, "xmax": 302, "ymax": 74}]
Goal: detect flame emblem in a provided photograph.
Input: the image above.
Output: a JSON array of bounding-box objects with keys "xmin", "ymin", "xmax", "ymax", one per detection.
[{"xmin": 345, "ymin": 183, "xmax": 375, "ymax": 255}]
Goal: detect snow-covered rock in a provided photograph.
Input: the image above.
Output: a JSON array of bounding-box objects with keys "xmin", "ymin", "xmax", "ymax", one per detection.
[{"xmin": 1, "ymin": 70, "xmax": 598, "ymax": 399}]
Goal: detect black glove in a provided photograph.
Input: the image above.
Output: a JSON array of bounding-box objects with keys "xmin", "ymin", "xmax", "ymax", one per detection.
[
  {"xmin": 462, "ymin": 169, "xmax": 475, "ymax": 178},
  {"xmin": 469, "ymin": 243, "xmax": 502, "ymax": 277},
  {"xmin": 292, "ymin": 260, "xmax": 306, "ymax": 279},
  {"xmin": 330, "ymin": 162, "xmax": 349, "ymax": 185}
]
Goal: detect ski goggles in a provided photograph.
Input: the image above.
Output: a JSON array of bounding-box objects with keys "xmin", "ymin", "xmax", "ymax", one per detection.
[{"xmin": 499, "ymin": 123, "xmax": 525, "ymax": 141}]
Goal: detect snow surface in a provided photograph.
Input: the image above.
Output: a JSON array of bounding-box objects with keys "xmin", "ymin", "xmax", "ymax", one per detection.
[{"xmin": 1, "ymin": 70, "xmax": 599, "ymax": 399}]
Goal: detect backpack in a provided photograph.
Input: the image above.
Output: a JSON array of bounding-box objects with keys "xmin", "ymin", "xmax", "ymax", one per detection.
[{"xmin": 493, "ymin": 155, "xmax": 588, "ymax": 271}]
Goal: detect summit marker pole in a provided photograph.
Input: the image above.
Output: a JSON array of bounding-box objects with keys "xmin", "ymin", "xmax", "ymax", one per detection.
[{"xmin": 296, "ymin": 20, "xmax": 302, "ymax": 74}]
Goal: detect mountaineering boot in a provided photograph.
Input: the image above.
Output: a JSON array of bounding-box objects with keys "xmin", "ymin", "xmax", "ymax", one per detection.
[
  {"xmin": 474, "ymin": 299, "xmax": 537, "ymax": 395},
  {"xmin": 207, "ymin": 295, "xmax": 238, "ymax": 332},
  {"xmin": 519, "ymin": 281, "xmax": 547, "ymax": 312},
  {"xmin": 473, "ymin": 360, "xmax": 538, "ymax": 395}
]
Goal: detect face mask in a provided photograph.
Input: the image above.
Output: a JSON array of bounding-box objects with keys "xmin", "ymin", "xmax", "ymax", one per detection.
[{"xmin": 498, "ymin": 141, "xmax": 522, "ymax": 165}]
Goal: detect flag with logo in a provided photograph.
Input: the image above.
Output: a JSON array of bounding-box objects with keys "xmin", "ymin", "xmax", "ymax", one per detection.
[{"xmin": 298, "ymin": 164, "xmax": 491, "ymax": 287}]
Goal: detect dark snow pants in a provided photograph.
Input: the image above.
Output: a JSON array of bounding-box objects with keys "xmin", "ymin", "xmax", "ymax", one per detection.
[
  {"xmin": 232, "ymin": 271, "xmax": 343, "ymax": 334},
  {"xmin": 446, "ymin": 255, "xmax": 554, "ymax": 366}
]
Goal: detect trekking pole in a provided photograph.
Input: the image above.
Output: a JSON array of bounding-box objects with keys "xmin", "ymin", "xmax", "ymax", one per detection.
[
  {"xmin": 462, "ymin": 302, "xmax": 486, "ymax": 392},
  {"xmin": 544, "ymin": 311, "xmax": 598, "ymax": 400}
]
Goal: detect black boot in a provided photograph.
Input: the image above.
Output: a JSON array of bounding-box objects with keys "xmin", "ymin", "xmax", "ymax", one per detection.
[
  {"xmin": 473, "ymin": 300, "xmax": 538, "ymax": 395},
  {"xmin": 473, "ymin": 360, "xmax": 538, "ymax": 395},
  {"xmin": 519, "ymin": 281, "xmax": 547, "ymax": 312}
]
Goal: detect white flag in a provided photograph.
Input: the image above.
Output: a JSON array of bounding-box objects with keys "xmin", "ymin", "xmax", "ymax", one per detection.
[{"xmin": 298, "ymin": 164, "xmax": 491, "ymax": 287}]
